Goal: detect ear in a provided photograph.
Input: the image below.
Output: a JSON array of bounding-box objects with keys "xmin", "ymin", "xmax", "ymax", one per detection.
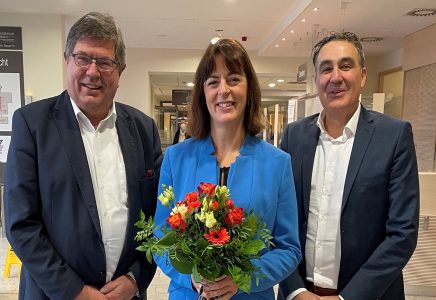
[{"xmin": 360, "ymin": 66, "xmax": 367, "ymax": 88}]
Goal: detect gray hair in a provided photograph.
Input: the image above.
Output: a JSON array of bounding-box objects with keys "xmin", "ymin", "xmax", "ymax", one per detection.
[
  {"xmin": 312, "ymin": 31, "xmax": 365, "ymax": 70},
  {"xmin": 64, "ymin": 12, "xmax": 126, "ymax": 68}
]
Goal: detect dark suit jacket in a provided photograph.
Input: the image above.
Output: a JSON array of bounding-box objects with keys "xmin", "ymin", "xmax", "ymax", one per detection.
[
  {"xmin": 278, "ymin": 106, "xmax": 419, "ymax": 300},
  {"xmin": 4, "ymin": 90, "xmax": 163, "ymax": 300}
]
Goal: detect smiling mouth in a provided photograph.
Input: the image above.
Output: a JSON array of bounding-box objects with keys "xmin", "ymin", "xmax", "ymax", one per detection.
[
  {"xmin": 82, "ymin": 83, "xmax": 102, "ymax": 90},
  {"xmin": 217, "ymin": 101, "xmax": 235, "ymax": 108}
]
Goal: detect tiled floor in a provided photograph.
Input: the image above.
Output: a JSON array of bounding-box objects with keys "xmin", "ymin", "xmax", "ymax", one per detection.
[{"xmin": 1, "ymin": 233, "xmax": 435, "ymax": 300}]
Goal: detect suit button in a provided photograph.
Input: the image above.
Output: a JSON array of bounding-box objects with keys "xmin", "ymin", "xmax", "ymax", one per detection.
[{"xmin": 100, "ymin": 271, "xmax": 105, "ymax": 277}]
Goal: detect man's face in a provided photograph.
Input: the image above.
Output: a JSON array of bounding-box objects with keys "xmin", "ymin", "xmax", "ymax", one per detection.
[
  {"xmin": 315, "ymin": 40, "xmax": 366, "ymax": 116},
  {"xmin": 65, "ymin": 38, "xmax": 124, "ymax": 120}
]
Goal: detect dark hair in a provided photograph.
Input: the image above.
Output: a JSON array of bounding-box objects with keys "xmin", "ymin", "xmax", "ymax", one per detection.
[
  {"xmin": 64, "ymin": 12, "xmax": 126, "ymax": 68},
  {"xmin": 312, "ymin": 32, "xmax": 365, "ymax": 70},
  {"xmin": 188, "ymin": 38, "xmax": 264, "ymax": 139}
]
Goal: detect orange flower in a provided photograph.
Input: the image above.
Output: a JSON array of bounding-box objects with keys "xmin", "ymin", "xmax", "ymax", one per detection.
[
  {"xmin": 167, "ymin": 213, "xmax": 187, "ymax": 232},
  {"xmin": 224, "ymin": 207, "xmax": 244, "ymax": 226},
  {"xmin": 204, "ymin": 227, "xmax": 230, "ymax": 245},
  {"xmin": 184, "ymin": 192, "xmax": 201, "ymax": 212},
  {"xmin": 211, "ymin": 201, "xmax": 220, "ymax": 211},
  {"xmin": 198, "ymin": 182, "xmax": 216, "ymax": 197},
  {"xmin": 184, "ymin": 192, "xmax": 198, "ymax": 204}
]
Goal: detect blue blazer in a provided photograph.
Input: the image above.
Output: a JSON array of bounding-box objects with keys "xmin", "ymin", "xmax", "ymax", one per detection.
[
  {"xmin": 4, "ymin": 91, "xmax": 163, "ymax": 300},
  {"xmin": 154, "ymin": 135, "xmax": 302, "ymax": 300},
  {"xmin": 278, "ymin": 106, "xmax": 419, "ymax": 300}
]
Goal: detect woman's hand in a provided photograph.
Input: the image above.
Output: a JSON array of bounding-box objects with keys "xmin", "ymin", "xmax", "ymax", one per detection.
[{"xmin": 201, "ymin": 275, "xmax": 238, "ymax": 300}]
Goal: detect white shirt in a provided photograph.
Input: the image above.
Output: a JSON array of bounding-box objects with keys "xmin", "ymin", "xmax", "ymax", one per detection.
[
  {"xmin": 288, "ymin": 104, "xmax": 360, "ymax": 300},
  {"xmin": 71, "ymin": 99, "xmax": 128, "ymax": 282}
]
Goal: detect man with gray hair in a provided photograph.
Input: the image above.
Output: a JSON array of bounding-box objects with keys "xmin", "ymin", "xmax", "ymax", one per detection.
[
  {"xmin": 278, "ymin": 32, "xmax": 419, "ymax": 300},
  {"xmin": 4, "ymin": 12, "xmax": 162, "ymax": 300}
]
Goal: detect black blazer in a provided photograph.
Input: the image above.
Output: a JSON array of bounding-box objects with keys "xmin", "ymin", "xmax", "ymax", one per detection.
[
  {"xmin": 278, "ymin": 106, "xmax": 419, "ymax": 300},
  {"xmin": 4, "ymin": 91, "xmax": 163, "ymax": 300}
]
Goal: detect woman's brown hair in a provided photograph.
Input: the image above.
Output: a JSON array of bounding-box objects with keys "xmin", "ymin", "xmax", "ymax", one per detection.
[{"xmin": 188, "ymin": 38, "xmax": 264, "ymax": 139}]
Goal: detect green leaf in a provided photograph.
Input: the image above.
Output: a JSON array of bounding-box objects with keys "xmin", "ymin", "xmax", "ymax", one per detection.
[
  {"xmin": 192, "ymin": 264, "xmax": 201, "ymax": 283},
  {"xmin": 170, "ymin": 250, "xmax": 194, "ymax": 274},
  {"xmin": 146, "ymin": 248, "xmax": 153, "ymax": 263},
  {"xmin": 140, "ymin": 210, "xmax": 145, "ymax": 221},
  {"xmin": 229, "ymin": 265, "xmax": 251, "ymax": 293},
  {"xmin": 156, "ymin": 231, "xmax": 177, "ymax": 247},
  {"xmin": 136, "ymin": 244, "xmax": 148, "ymax": 252},
  {"xmin": 243, "ymin": 240, "xmax": 266, "ymax": 255}
]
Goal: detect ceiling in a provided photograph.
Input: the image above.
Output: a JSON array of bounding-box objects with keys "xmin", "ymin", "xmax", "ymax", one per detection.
[{"xmin": 1, "ymin": 0, "xmax": 436, "ymax": 100}]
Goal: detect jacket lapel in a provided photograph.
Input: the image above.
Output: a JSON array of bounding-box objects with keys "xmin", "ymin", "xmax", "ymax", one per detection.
[
  {"xmin": 114, "ymin": 104, "xmax": 140, "ymax": 262},
  {"xmin": 52, "ymin": 91, "xmax": 102, "ymax": 238},
  {"xmin": 302, "ymin": 117, "xmax": 320, "ymax": 217},
  {"xmin": 196, "ymin": 136, "xmax": 218, "ymax": 185},
  {"xmin": 342, "ymin": 106, "xmax": 375, "ymax": 211}
]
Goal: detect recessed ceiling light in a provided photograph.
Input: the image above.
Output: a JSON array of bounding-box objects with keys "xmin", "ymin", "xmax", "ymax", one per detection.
[
  {"xmin": 313, "ymin": 7, "xmax": 319, "ymax": 11},
  {"xmin": 268, "ymin": 83, "xmax": 276, "ymax": 88},
  {"xmin": 301, "ymin": 18, "xmax": 306, "ymax": 22},
  {"xmin": 405, "ymin": 8, "xmax": 436, "ymax": 16},
  {"xmin": 186, "ymin": 82, "xmax": 194, "ymax": 87},
  {"xmin": 277, "ymin": 79, "xmax": 285, "ymax": 83},
  {"xmin": 360, "ymin": 37, "xmax": 383, "ymax": 42},
  {"xmin": 275, "ymin": 44, "xmax": 279, "ymax": 47},
  {"xmin": 282, "ymin": 38, "xmax": 286, "ymax": 41},
  {"xmin": 290, "ymin": 30, "xmax": 295, "ymax": 34}
]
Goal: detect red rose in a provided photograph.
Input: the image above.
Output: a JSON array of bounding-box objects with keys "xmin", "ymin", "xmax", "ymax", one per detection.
[
  {"xmin": 184, "ymin": 192, "xmax": 198, "ymax": 204},
  {"xmin": 198, "ymin": 182, "xmax": 216, "ymax": 197},
  {"xmin": 211, "ymin": 201, "xmax": 220, "ymax": 211},
  {"xmin": 184, "ymin": 192, "xmax": 201, "ymax": 212},
  {"xmin": 167, "ymin": 213, "xmax": 187, "ymax": 232},
  {"xmin": 204, "ymin": 227, "xmax": 230, "ymax": 245},
  {"xmin": 224, "ymin": 207, "xmax": 243, "ymax": 226},
  {"xmin": 226, "ymin": 199, "xmax": 234, "ymax": 209}
]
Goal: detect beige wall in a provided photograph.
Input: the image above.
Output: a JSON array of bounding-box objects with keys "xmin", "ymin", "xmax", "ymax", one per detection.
[
  {"xmin": 0, "ymin": 13, "xmax": 65, "ymax": 101},
  {"xmin": 404, "ymin": 23, "xmax": 436, "ymax": 71}
]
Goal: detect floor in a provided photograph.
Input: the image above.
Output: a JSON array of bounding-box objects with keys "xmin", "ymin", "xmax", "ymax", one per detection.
[{"xmin": 0, "ymin": 233, "xmax": 435, "ymax": 300}]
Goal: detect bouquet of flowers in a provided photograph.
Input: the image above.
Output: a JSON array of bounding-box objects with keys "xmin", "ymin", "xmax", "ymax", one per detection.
[{"xmin": 134, "ymin": 182, "xmax": 273, "ymax": 294}]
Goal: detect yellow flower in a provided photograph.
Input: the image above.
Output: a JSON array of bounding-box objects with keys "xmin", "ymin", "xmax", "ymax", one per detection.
[
  {"xmin": 205, "ymin": 211, "xmax": 217, "ymax": 228},
  {"xmin": 195, "ymin": 211, "xmax": 206, "ymax": 222},
  {"xmin": 158, "ymin": 186, "xmax": 174, "ymax": 207},
  {"xmin": 158, "ymin": 194, "xmax": 170, "ymax": 206},
  {"xmin": 172, "ymin": 204, "xmax": 188, "ymax": 220}
]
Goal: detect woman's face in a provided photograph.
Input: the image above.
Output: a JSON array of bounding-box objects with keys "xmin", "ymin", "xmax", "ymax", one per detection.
[{"xmin": 203, "ymin": 55, "xmax": 248, "ymax": 131}]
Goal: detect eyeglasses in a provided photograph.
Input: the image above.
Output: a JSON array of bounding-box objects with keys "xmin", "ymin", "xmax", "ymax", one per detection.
[{"xmin": 71, "ymin": 53, "xmax": 118, "ymax": 72}]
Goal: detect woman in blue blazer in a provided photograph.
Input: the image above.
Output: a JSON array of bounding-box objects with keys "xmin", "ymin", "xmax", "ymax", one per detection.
[{"xmin": 154, "ymin": 38, "xmax": 301, "ymax": 300}]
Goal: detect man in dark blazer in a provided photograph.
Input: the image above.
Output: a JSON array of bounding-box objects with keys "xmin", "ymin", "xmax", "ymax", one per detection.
[
  {"xmin": 278, "ymin": 32, "xmax": 419, "ymax": 300},
  {"xmin": 4, "ymin": 12, "xmax": 162, "ymax": 300}
]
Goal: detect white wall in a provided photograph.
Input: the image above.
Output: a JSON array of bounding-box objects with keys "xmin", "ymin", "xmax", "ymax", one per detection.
[{"xmin": 0, "ymin": 13, "xmax": 65, "ymax": 101}]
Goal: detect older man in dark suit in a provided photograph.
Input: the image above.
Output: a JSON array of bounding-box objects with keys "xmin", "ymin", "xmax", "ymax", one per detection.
[
  {"xmin": 278, "ymin": 32, "xmax": 419, "ymax": 300},
  {"xmin": 4, "ymin": 12, "xmax": 162, "ymax": 300}
]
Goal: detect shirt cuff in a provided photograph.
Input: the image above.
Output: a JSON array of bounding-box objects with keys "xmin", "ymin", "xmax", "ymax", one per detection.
[
  {"xmin": 339, "ymin": 295, "xmax": 344, "ymax": 300},
  {"xmin": 126, "ymin": 272, "xmax": 140, "ymax": 298},
  {"xmin": 287, "ymin": 288, "xmax": 308, "ymax": 300}
]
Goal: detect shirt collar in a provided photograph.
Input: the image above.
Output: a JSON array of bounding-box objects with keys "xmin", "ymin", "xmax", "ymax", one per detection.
[
  {"xmin": 70, "ymin": 98, "xmax": 117, "ymax": 131},
  {"xmin": 316, "ymin": 103, "xmax": 361, "ymax": 142}
]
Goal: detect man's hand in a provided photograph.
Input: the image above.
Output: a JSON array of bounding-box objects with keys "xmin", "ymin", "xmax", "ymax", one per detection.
[
  {"xmin": 201, "ymin": 275, "xmax": 238, "ymax": 300},
  {"xmin": 100, "ymin": 275, "xmax": 138, "ymax": 300},
  {"xmin": 294, "ymin": 291, "xmax": 322, "ymax": 300},
  {"xmin": 74, "ymin": 285, "xmax": 106, "ymax": 300}
]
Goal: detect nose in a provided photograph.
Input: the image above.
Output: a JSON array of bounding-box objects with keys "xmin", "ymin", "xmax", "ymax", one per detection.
[
  {"xmin": 218, "ymin": 78, "xmax": 230, "ymax": 95},
  {"xmin": 330, "ymin": 67, "xmax": 342, "ymax": 82},
  {"xmin": 86, "ymin": 60, "xmax": 100, "ymax": 77}
]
